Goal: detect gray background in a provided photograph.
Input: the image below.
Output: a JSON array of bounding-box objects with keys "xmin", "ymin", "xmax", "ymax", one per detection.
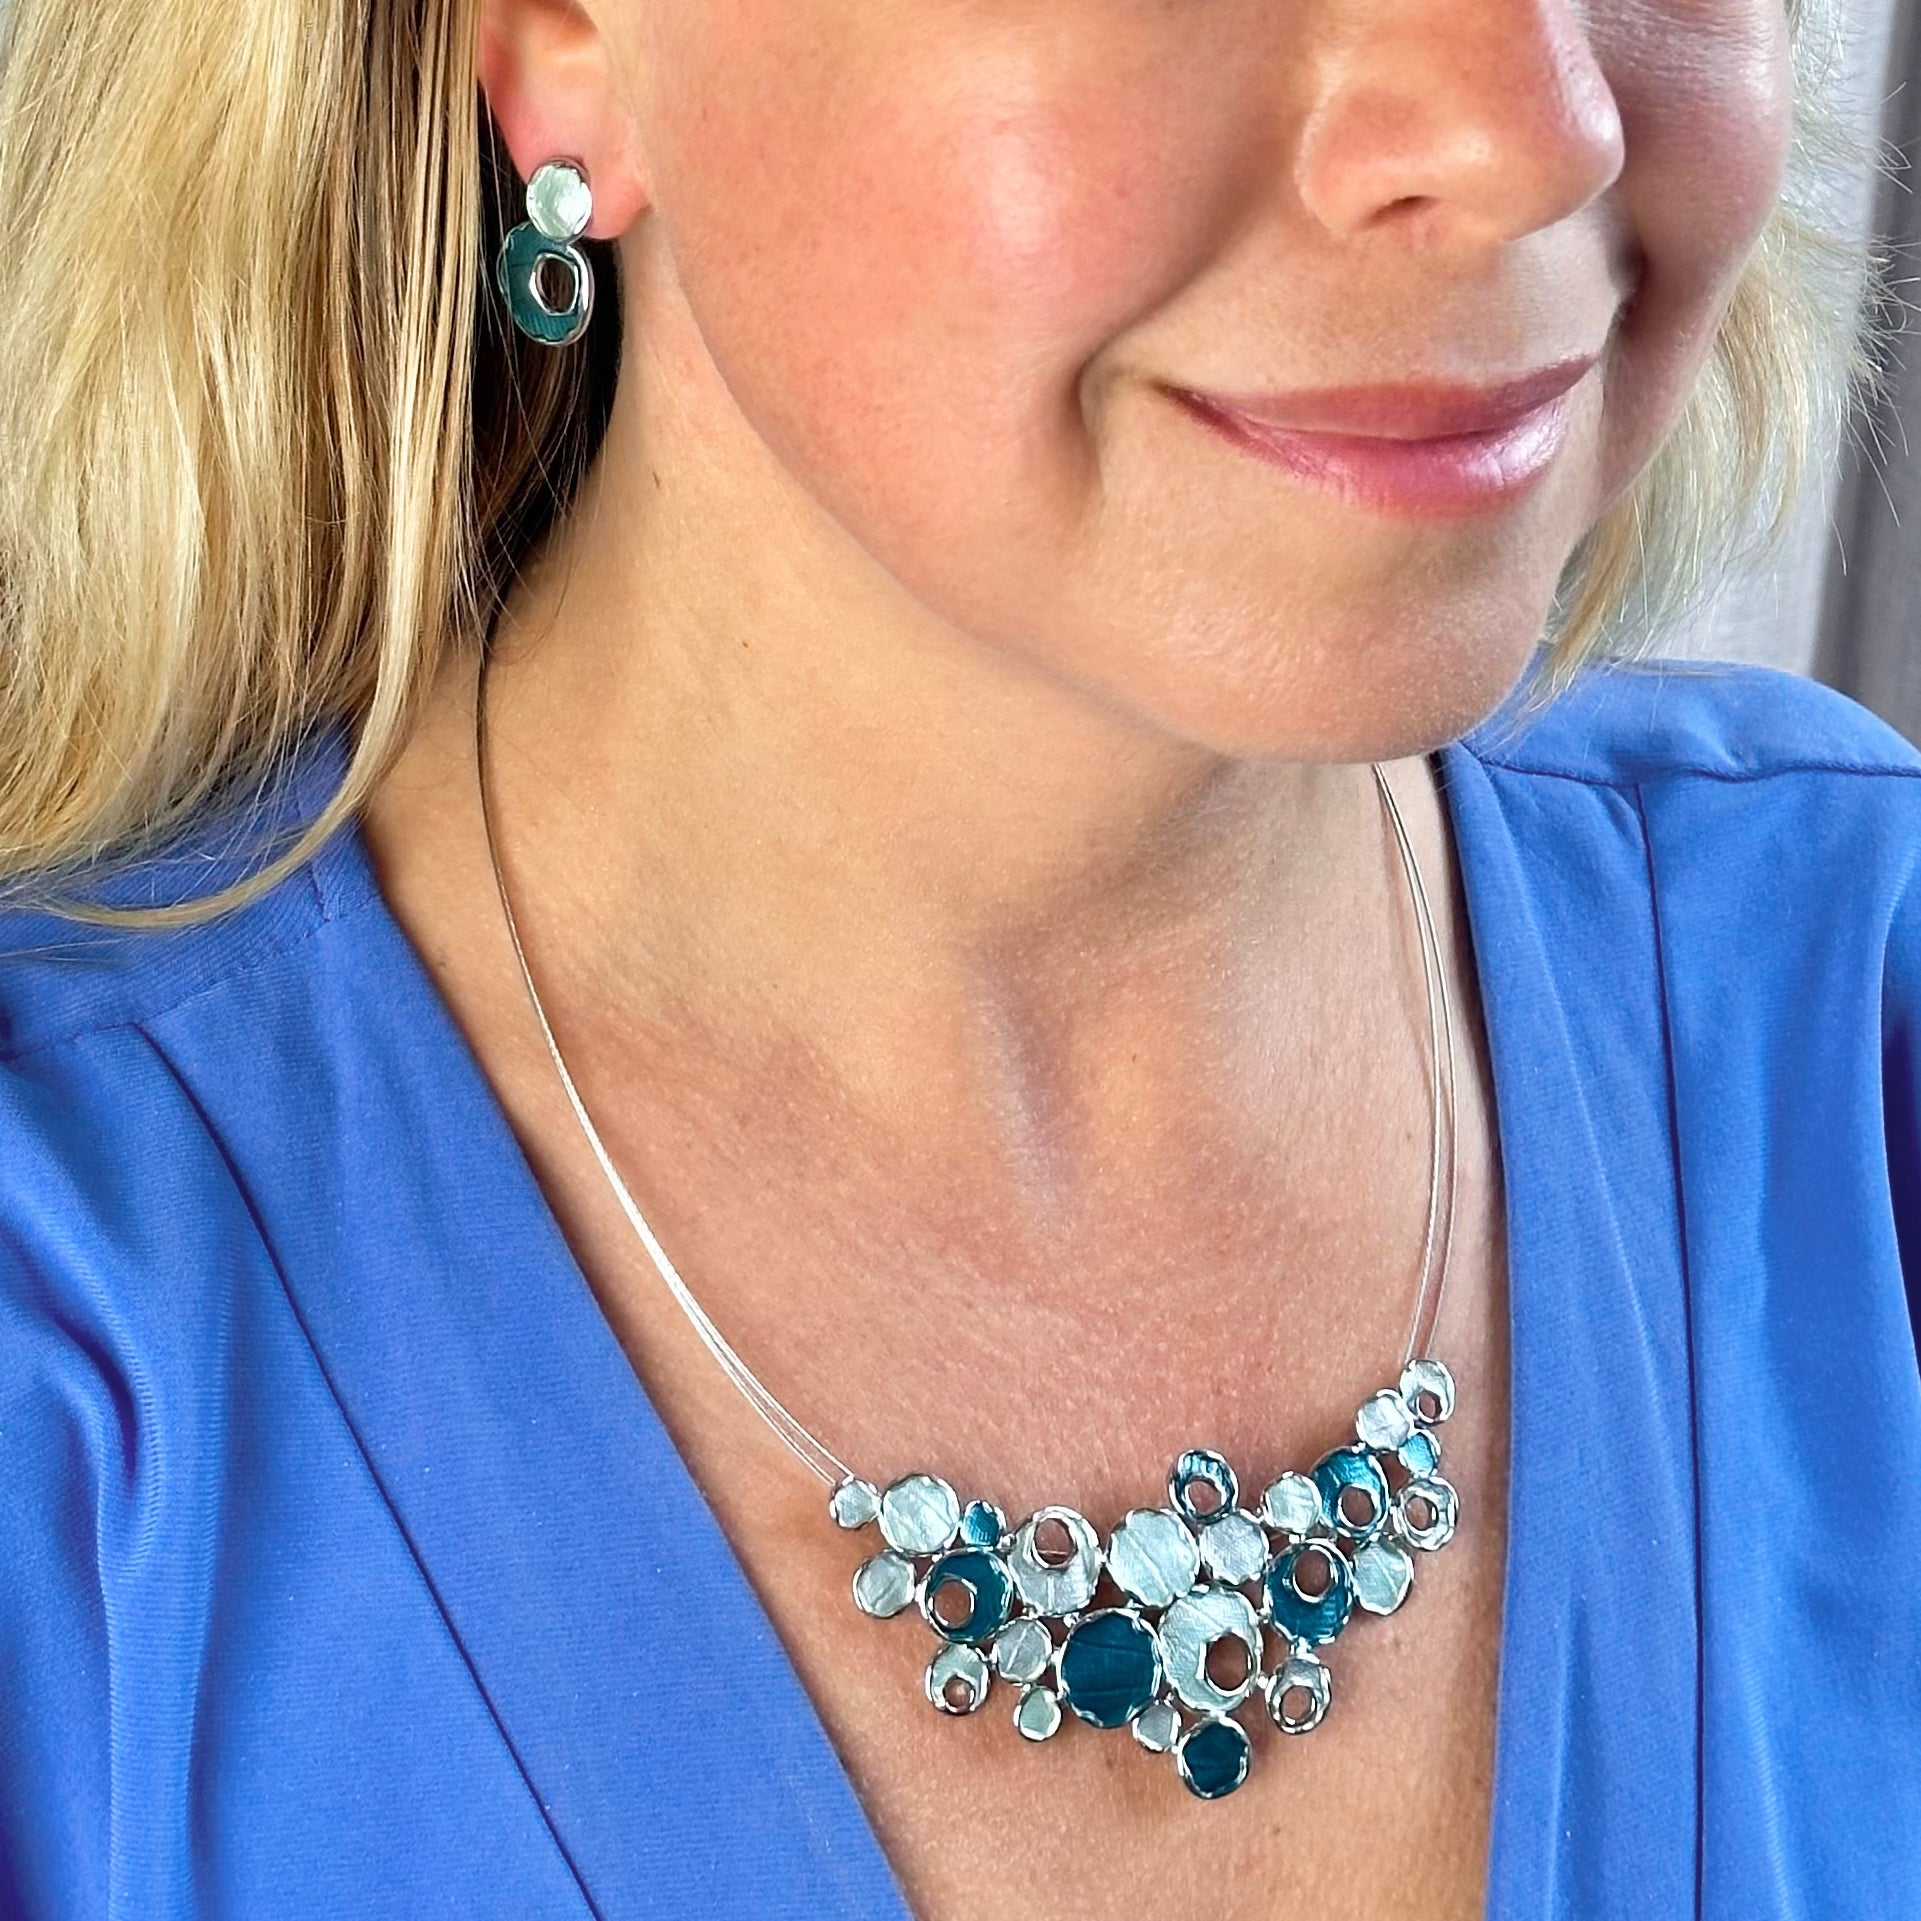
[{"xmin": 1813, "ymin": 0, "xmax": 1921, "ymax": 730}]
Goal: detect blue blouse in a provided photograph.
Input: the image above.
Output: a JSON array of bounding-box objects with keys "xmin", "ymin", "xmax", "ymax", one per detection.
[{"xmin": 3, "ymin": 656, "xmax": 1920, "ymax": 1919}]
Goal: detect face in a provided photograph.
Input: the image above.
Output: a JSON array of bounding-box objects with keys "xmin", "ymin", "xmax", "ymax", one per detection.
[{"xmin": 572, "ymin": 0, "xmax": 1792, "ymax": 761}]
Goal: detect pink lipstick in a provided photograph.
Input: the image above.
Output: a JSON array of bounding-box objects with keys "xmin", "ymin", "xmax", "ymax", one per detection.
[{"xmin": 1166, "ymin": 356, "xmax": 1593, "ymax": 519}]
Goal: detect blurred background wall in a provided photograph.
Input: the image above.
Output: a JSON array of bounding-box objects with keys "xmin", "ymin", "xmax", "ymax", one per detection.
[{"xmin": 1813, "ymin": 0, "xmax": 1921, "ymax": 733}]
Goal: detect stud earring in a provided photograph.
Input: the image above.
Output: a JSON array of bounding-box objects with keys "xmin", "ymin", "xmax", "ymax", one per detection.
[{"xmin": 496, "ymin": 158, "xmax": 595, "ymax": 346}]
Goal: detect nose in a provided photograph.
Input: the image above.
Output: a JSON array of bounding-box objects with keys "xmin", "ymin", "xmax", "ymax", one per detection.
[{"xmin": 1293, "ymin": 0, "xmax": 1626, "ymax": 248}]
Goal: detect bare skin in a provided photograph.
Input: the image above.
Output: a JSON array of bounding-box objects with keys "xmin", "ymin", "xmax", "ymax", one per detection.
[{"xmin": 361, "ymin": 0, "xmax": 1792, "ymax": 1908}]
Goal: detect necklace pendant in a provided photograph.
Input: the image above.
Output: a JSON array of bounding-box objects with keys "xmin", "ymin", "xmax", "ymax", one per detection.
[{"xmin": 832, "ymin": 1356, "xmax": 1459, "ymax": 1802}]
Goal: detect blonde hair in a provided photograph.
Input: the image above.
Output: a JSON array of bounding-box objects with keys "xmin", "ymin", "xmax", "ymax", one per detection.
[{"xmin": 0, "ymin": 0, "xmax": 1904, "ymax": 926}]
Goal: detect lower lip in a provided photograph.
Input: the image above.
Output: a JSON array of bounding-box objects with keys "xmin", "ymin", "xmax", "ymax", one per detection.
[{"xmin": 1171, "ymin": 386, "xmax": 1575, "ymax": 519}]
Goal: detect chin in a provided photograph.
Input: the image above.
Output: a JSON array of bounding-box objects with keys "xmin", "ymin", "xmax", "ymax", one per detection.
[{"xmin": 1066, "ymin": 616, "xmax": 1550, "ymax": 767}]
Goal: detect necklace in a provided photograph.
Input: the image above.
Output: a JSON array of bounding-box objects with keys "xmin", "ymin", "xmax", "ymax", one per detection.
[{"xmin": 473, "ymin": 645, "xmax": 1461, "ymax": 1804}]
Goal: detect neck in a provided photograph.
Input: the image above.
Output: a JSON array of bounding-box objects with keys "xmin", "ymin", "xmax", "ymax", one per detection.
[{"xmin": 425, "ymin": 336, "xmax": 1458, "ymax": 1231}]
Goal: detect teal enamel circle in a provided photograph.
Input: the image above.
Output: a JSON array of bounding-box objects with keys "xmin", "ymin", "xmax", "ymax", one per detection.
[
  {"xmin": 1176, "ymin": 1716, "xmax": 1251, "ymax": 1799},
  {"xmin": 1311, "ymin": 1443, "xmax": 1390, "ymax": 1544},
  {"xmin": 1169, "ymin": 1448, "xmax": 1238, "ymax": 1527},
  {"xmin": 959, "ymin": 1499, "xmax": 1005, "ymax": 1549},
  {"xmin": 496, "ymin": 223, "xmax": 593, "ymax": 346},
  {"xmin": 919, "ymin": 1549, "xmax": 1014, "ymax": 1645},
  {"xmin": 1057, "ymin": 1608, "xmax": 1163, "ymax": 1729},
  {"xmin": 1263, "ymin": 1539, "xmax": 1355, "ymax": 1646},
  {"xmin": 1398, "ymin": 1427, "xmax": 1441, "ymax": 1477}
]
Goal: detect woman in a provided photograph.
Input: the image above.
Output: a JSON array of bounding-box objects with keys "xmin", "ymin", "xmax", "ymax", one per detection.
[{"xmin": 0, "ymin": 0, "xmax": 1915, "ymax": 1912}]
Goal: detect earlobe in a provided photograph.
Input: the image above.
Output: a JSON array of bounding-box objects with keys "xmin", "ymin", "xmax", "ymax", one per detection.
[{"xmin": 476, "ymin": 0, "xmax": 651, "ymax": 240}]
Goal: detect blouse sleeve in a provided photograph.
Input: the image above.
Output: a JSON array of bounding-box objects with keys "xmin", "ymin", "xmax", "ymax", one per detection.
[{"xmin": 0, "ymin": 1052, "xmax": 119, "ymax": 1919}]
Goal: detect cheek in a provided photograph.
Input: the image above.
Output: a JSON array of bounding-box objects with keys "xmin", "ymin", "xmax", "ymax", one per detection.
[
  {"xmin": 645, "ymin": 13, "xmax": 1211, "ymax": 551},
  {"xmin": 1599, "ymin": 0, "xmax": 1794, "ymax": 470},
  {"xmin": 1622, "ymin": 1, "xmax": 1792, "ymax": 278}
]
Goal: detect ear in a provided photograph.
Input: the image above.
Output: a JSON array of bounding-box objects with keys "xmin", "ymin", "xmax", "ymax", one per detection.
[{"xmin": 477, "ymin": 0, "xmax": 651, "ymax": 239}]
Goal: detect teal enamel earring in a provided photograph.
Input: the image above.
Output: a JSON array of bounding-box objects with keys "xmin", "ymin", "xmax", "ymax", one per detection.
[{"xmin": 496, "ymin": 158, "xmax": 594, "ymax": 346}]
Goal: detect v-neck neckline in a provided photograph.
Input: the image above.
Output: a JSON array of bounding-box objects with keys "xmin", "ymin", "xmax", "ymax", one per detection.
[{"xmin": 234, "ymin": 709, "xmax": 1701, "ymax": 1919}]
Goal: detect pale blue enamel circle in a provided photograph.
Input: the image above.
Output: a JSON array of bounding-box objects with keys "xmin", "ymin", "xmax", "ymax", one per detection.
[
  {"xmin": 919, "ymin": 1549, "xmax": 1015, "ymax": 1645},
  {"xmin": 1106, "ymin": 1506, "xmax": 1200, "ymax": 1608},
  {"xmin": 1158, "ymin": 1585, "xmax": 1261, "ymax": 1715},
  {"xmin": 496, "ymin": 224, "xmax": 593, "ymax": 346},
  {"xmin": 1311, "ymin": 1444, "xmax": 1390, "ymax": 1544},
  {"xmin": 525, "ymin": 160, "xmax": 592, "ymax": 241},
  {"xmin": 924, "ymin": 1642, "xmax": 991, "ymax": 1715},
  {"xmin": 879, "ymin": 1473, "xmax": 961, "ymax": 1555},
  {"xmin": 1057, "ymin": 1608, "xmax": 1163, "ymax": 1729},
  {"xmin": 1263, "ymin": 1539, "xmax": 1355, "ymax": 1645}
]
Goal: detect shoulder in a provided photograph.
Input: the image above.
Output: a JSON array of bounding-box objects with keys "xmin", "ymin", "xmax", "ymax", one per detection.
[
  {"xmin": 1458, "ymin": 652, "xmax": 1921, "ymax": 789},
  {"xmin": 0, "ymin": 724, "xmax": 350, "ymax": 1420},
  {"xmin": 0, "ymin": 721, "xmax": 383, "ymax": 1423},
  {"xmin": 0, "ymin": 720, "xmax": 367, "ymax": 1063},
  {"xmin": 0, "ymin": 718, "xmax": 371, "ymax": 1551},
  {"xmin": 1452, "ymin": 655, "xmax": 1921, "ymax": 957},
  {"xmin": 0, "ymin": 728, "xmax": 376, "ymax": 1866}
]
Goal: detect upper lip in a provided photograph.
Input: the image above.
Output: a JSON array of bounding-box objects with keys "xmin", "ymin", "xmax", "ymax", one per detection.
[{"xmin": 1172, "ymin": 353, "xmax": 1599, "ymax": 442}]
